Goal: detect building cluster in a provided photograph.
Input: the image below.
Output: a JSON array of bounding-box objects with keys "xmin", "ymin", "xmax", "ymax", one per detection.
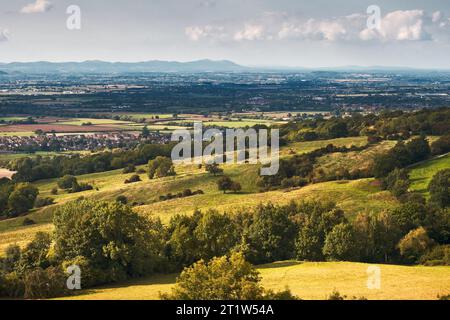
[{"xmin": 0, "ymin": 132, "xmax": 170, "ymax": 152}]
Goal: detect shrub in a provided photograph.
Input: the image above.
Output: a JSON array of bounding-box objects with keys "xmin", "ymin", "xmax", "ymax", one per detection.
[
  {"xmin": 57, "ymin": 175, "xmax": 77, "ymax": 190},
  {"xmin": 398, "ymin": 227, "xmax": 435, "ymax": 264},
  {"xmin": 148, "ymin": 156, "xmax": 175, "ymax": 179},
  {"xmin": 122, "ymin": 164, "xmax": 136, "ymax": 174},
  {"xmin": 23, "ymin": 267, "xmax": 67, "ymax": 299},
  {"xmin": 124, "ymin": 174, "xmax": 142, "ymax": 184},
  {"xmin": 35, "ymin": 197, "xmax": 55, "ymax": 208},
  {"xmin": 428, "ymin": 169, "xmax": 449, "ymax": 208},
  {"xmin": 116, "ymin": 195, "xmax": 128, "ymax": 205}
]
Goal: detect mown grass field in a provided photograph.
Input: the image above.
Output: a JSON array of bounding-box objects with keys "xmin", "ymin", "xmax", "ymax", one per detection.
[
  {"xmin": 409, "ymin": 153, "xmax": 450, "ymax": 195},
  {"xmin": 60, "ymin": 261, "xmax": 450, "ymax": 300}
]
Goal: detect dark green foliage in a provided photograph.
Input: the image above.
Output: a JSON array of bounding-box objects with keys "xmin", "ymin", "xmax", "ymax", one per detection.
[
  {"xmin": 34, "ymin": 197, "xmax": 55, "ymax": 208},
  {"xmin": 57, "ymin": 175, "xmax": 77, "ymax": 189},
  {"xmin": 205, "ymin": 163, "xmax": 223, "ymax": 176},
  {"xmin": 6, "ymin": 183, "xmax": 39, "ymax": 217},
  {"xmin": 148, "ymin": 156, "xmax": 175, "ymax": 179},
  {"xmin": 124, "ymin": 174, "xmax": 141, "ymax": 184},
  {"xmin": 243, "ymin": 204, "xmax": 297, "ymax": 264},
  {"xmin": 116, "ymin": 195, "xmax": 128, "ymax": 204},
  {"xmin": 53, "ymin": 199, "xmax": 165, "ymax": 285},
  {"xmin": 428, "ymin": 169, "xmax": 449, "ymax": 208},
  {"xmin": 420, "ymin": 245, "xmax": 450, "ymax": 266},
  {"xmin": 323, "ymin": 223, "xmax": 357, "ymax": 261},
  {"xmin": 431, "ymin": 134, "xmax": 450, "ymax": 156},
  {"xmin": 217, "ymin": 176, "xmax": 234, "ymax": 193},
  {"xmin": 382, "ymin": 168, "xmax": 410, "ymax": 198}
]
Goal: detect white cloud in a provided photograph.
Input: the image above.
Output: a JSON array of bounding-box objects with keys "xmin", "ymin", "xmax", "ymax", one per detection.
[
  {"xmin": 360, "ymin": 10, "xmax": 430, "ymax": 41},
  {"xmin": 234, "ymin": 24, "xmax": 265, "ymax": 41},
  {"xmin": 186, "ymin": 9, "xmax": 446, "ymax": 43},
  {"xmin": 185, "ymin": 25, "xmax": 227, "ymax": 41},
  {"xmin": 0, "ymin": 29, "xmax": 9, "ymax": 42},
  {"xmin": 21, "ymin": 0, "xmax": 53, "ymax": 14}
]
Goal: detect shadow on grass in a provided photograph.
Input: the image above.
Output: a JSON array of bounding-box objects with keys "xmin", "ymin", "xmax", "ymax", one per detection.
[
  {"xmin": 257, "ymin": 261, "xmax": 304, "ymax": 270},
  {"xmin": 66, "ymin": 273, "xmax": 178, "ymax": 297}
]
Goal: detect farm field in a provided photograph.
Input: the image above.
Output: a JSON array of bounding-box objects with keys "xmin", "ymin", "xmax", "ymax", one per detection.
[
  {"xmin": 409, "ymin": 153, "xmax": 450, "ymax": 195},
  {"xmin": 59, "ymin": 261, "xmax": 450, "ymax": 300}
]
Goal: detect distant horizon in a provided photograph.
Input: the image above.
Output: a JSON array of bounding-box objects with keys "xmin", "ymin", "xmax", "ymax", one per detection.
[{"xmin": 1, "ymin": 59, "xmax": 450, "ymax": 71}]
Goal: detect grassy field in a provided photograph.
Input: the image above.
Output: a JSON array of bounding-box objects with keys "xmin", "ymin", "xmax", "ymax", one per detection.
[
  {"xmin": 0, "ymin": 137, "xmax": 396, "ymax": 253},
  {"xmin": 54, "ymin": 118, "xmax": 133, "ymax": 126},
  {"xmin": 409, "ymin": 153, "xmax": 450, "ymax": 195},
  {"xmin": 60, "ymin": 261, "xmax": 450, "ymax": 300}
]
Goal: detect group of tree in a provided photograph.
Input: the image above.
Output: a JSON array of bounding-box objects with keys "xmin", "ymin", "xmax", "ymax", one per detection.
[
  {"xmin": 8, "ymin": 143, "xmax": 174, "ymax": 183},
  {"xmin": 57, "ymin": 175, "xmax": 93, "ymax": 194},
  {"xmin": 217, "ymin": 176, "xmax": 242, "ymax": 194},
  {"xmin": 1, "ymin": 191, "xmax": 448, "ymax": 299},
  {"xmin": 0, "ymin": 179, "xmax": 39, "ymax": 219},
  {"xmin": 148, "ymin": 156, "xmax": 176, "ymax": 179},
  {"xmin": 281, "ymin": 108, "xmax": 450, "ymax": 143}
]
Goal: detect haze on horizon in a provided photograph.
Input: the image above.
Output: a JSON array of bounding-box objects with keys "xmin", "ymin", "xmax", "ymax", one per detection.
[{"xmin": 0, "ymin": 0, "xmax": 449, "ymax": 69}]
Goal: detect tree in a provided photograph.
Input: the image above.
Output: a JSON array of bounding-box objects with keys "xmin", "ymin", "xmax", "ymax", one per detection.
[
  {"xmin": 398, "ymin": 227, "xmax": 434, "ymax": 264},
  {"xmin": 243, "ymin": 204, "xmax": 297, "ymax": 264},
  {"xmin": 429, "ymin": 169, "xmax": 449, "ymax": 208},
  {"xmin": 7, "ymin": 183, "xmax": 39, "ymax": 216},
  {"xmin": 57, "ymin": 175, "xmax": 77, "ymax": 190},
  {"xmin": 53, "ymin": 199, "xmax": 165, "ymax": 285},
  {"xmin": 141, "ymin": 126, "xmax": 150, "ymax": 138},
  {"xmin": 230, "ymin": 181, "xmax": 242, "ymax": 194},
  {"xmin": 217, "ymin": 176, "xmax": 233, "ymax": 193},
  {"xmin": 162, "ymin": 253, "xmax": 265, "ymax": 300},
  {"xmin": 405, "ymin": 136, "xmax": 430, "ymax": 163},
  {"xmin": 148, "ymin": 156, "xmax": 175, "ymax": 179},
  {"xmin": 322, "ymin": 223, "xmax": 357, "ymax": 261},
  {"xmin": 205, "ymin": 163, "xmax": 223, "ymax": 176},
  {"xmin": 194, "ymin": 210, "xmax": 238, "ymax": 260}
]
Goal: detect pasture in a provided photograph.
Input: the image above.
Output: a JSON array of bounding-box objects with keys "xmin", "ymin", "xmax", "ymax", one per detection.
[{"xmin": 59, "ymin": 261, "xmax": 450, "ymax": 300}]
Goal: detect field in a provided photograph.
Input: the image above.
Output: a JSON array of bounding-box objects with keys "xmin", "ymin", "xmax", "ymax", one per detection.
[
  {"xmin": 60, "ymin": 261, "xmax": 450, "ymax": 300},
  {"xmin": 0, "ymin": 136, "xmax": 396, "ymax": 253},
  {"xmin": 409, "ymin": 153, "xmax": 450, "ymax": 195}
]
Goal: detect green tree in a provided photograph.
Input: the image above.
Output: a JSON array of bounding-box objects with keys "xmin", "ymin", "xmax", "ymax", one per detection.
[
  {"xmin": 243, "ymin": 204, "xmax": 297, "ymax": 264},
  {"xmin": 57, "ymin": 175, "xmax": 77, "ymax": 190},
  {"xmin": 162, "ymin": 253, "xmax": 268, "ymax": 300},
  {"xmin": 322, "ymin": 223, "xmax": 357, "ymax": 261},
  {"xmin": 7, "ymin": 183, "xmax": 39, "ymax": 216},
  {"xmin": 205, "ymin": 163, "xmax": 223, "ymax": 176},
  {"xmin": 194, "ymin": 210, "xmax": 238, "ymax": 260},
  {"xmin": 148, "ymin": 156, "xmax": 175, "ymax": 179},
  {"xmin": 398, "ymin": 227, "xmax": 434, "ymax": 264},
  {"xmin": 429, "ymin": 169, "xmax": 449, "ymax": 208},
  {"xmin": 53, "ymin": 199, "xmax": 165, "ymax": 284},
  {"xmin": 217, "ymin": 176, "xmax": 233, "ymax": 193}
]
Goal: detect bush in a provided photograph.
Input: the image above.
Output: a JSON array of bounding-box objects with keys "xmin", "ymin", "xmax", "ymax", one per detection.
[
  {"xmin": 162, "ymin": 252, "xmax": 297, "ymax": 300},
  {"xmin": 428, "ymin": 169, "xmax": 449, "ymax": 208},
  {"xmin": 57, "ymin": 175, "xmax": 77, "ymax": 190},
  {"xmin": 122, "ymin": 164, "xmax": 136, "ymax": 174},
  {"xmin": 148, "ymin": 156, "xmax": 175, "ymax": 179},
  {"xmin": 124, "ymin": 175, "xmax": 141, "ymax": 184},
  {"xmin": 22, "ymin": 217, "xmax": 36, "ymax": 226},
  {"xmin": 23, "ymin": 267, "xmax": 67, "ymax": 299},
  {"xmin": 116, "ymin": 195, "xmax": 128, "ymax": 205},
  {"xmin": 420, "ymin": 245, "xmax": 450, "ymax": 266},
  {"xmin": 35, "ymin": 197, "xmax": 55, "ymax": 208}
]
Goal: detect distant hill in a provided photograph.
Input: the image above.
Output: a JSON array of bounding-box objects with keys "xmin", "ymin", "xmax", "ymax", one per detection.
[{"xmin": 0, "ymin": 60, "xmax": 248, "ymax": 74}]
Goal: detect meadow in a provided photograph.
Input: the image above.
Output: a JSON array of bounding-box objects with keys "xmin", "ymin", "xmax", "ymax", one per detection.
[
  {"xmin": 60, "ymin": 261, "xmax": 450, "ymax": 300},
  {"xmin": 409, "ymin": 153, "xmax": 450, "ymax": 195}
]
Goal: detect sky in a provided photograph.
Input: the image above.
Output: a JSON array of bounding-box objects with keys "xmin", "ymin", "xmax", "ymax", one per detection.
[{"xmin": 0, "ymin": 0, "xmax": 449, "ymax": 68}]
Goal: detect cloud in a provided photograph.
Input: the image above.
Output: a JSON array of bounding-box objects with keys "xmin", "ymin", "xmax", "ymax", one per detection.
[
  {"xmin": 0, "ymin": 29, "xmax": 9, "ymax": 42},
  {"xmin": 185, "ymin": 25, "xmax": 227, "ymax": 41},
  {"xmin": 21, "ymin": 0, "xmax": 53, "ymax": 14},
  {"xmin": 360, "ymin": 10, "xmax": 430, "ymax": 41},
  {"xmin": 234, "ymin": 24, "xmax": 265, "ymax": 41},
  {"xmin": 186, "ymin": 9, "xmax": 446, "ymax": 43}
]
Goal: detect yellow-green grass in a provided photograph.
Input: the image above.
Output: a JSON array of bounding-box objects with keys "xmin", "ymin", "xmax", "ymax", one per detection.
[
  {"xmin": 314, "ymin": 140, "xmax": 397, "ymax": 174},
  {"xmin": 0, "ymin": 151, "xmax": 86, "ymax": 163},
  {"xmin": 409, "ymin": 153, "xmax": 450, "ymax": 195},
  {"xmin": 136, "ymin": 178, "xmax": 397, "ymax": 224},
  {"xmin": 280, "ymin": 136, "xmax": 368, "ymax": 157},
  {"xmin": 0, "ymin": 131, "xmax": 35, "ymax": 137},
  {"xmin": 0, "ymin": 117, "xmax": 27, "ymax": 121},
  {"xmin": 53, "ymin": 118, "xmax": 133, "ymax": 126},
  {"xmin": 0, "ymin": 223, "xmax": 54, "ymax": 255},
  {"xmin": 59, "ymin": 261, "xmax": 450, "ymax": 300},
  {"xmin": 120, "ymin": 113, "xmax": 173, "ymax": 120}
]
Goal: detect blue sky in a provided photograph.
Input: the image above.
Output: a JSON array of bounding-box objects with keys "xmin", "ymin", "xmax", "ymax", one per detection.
[{"xmin": 0, "ymin": 0, "xmax": 449, "ymax": 68}]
